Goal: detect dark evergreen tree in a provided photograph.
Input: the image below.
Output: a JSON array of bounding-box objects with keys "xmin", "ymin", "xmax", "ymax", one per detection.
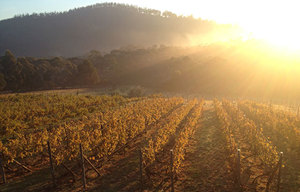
[
  {"xmin": 1, "ymin": 50, "xmax": 22, "ymax": 90},
  {"xmin": 0, "ymin": 73, "xmax": 6, "ymax": 90},
  {"xmin": 77, "ymin": 60, "xmax": 99, "ymax": 85}
]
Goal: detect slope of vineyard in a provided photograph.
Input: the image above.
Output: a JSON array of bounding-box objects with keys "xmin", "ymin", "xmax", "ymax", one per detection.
[
  {"xmin": 0, "ymin": 93, "xmax": 296, "ymax": 192},
  {"xmin": 238, "ymin": 101, "xmax": 300, "ymax": 191},
  {"xmin": 140, "ymin": 99, "xmax": 204, "ymax": 190},
  {"xmin": 220, "ymin": 100, "xmax": 279, "ymax": 191}
]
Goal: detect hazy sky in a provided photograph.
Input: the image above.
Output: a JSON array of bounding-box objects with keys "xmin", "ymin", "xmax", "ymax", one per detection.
[{"xmin": 0, "ymin": 0, "xmax": 104, "ymax": 20}]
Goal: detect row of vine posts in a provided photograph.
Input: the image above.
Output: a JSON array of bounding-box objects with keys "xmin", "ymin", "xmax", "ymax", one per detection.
[
  {"xmin": 0, "ymin": 140, "xmax": 176, "ymax": 192},
  {"xmin": 0, "ymin": 145, "xmax": 283, "ymax": 192}
]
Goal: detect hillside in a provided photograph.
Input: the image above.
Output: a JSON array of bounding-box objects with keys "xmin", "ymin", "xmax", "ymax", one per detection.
[{"xmin": 0, "ymin": 3, "xmax": 238, "ymax": 57}]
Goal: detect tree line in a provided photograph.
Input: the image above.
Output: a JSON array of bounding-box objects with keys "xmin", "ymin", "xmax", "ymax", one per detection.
[{"xmin": 0, "ymin": 50, "xmax": 99, "ymax": 91}]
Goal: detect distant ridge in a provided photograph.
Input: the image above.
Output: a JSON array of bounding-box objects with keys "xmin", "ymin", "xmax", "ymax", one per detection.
[{"xmin": 0, "ymin": 3, "xmax": 237, "ymax": 57}]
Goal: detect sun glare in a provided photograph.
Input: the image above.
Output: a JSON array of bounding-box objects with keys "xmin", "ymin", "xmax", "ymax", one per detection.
[
  {"xmin": 233, "ymin": 0, "xmax": 300, "ymax": 51},
  {"xmin": 172, "ymin": 0, "xmax": 300, "ymax": 51},
  {"xmin": 238, "ymin": 1, "xmax": 300, "ymax": 52}
]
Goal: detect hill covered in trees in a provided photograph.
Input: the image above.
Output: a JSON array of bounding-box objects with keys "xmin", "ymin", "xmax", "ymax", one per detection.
[
  {"xmin": 0, "ymin": 3, "xmax": 240, "ymax": 57},
  {"xmin": 1, "ymin": 3, "xmax": 299, "ymax": 100}
]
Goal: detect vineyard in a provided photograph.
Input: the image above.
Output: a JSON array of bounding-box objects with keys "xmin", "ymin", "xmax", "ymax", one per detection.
[{"xmin": 0, "ymin": 93, "xmax": 298, "ymax": 191}]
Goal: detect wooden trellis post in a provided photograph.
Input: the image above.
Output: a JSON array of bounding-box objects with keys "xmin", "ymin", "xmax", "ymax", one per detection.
[
  {"xmin": 139, "ymin": 148, "xmax": 143, "ymax": 192},
  {"xmin": 0, "ymin": 153, "xmax": 6, "ymax": 184},
  {"xmin": 277, "ymin": 152, "xmax": 283, "ymax": 192},
  {"xmin": 47, "ymin": 141, "xmax": 56, "ymax": 187},
  {"xmin": 80, "ymin": 144, "xmax": 86, "ymax": 190},
  {"xmin": 237, "ymin": 149, "xmax": 241, "ymax": 187},
  {"xmin": 170, "ymin": 149, "xmax": 174, "ymax": 192}
]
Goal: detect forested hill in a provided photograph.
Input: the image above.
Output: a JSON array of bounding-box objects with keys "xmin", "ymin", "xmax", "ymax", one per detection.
[{"xmin": 0, "ymin": 3, "xmax": 238, "ymax": 57}]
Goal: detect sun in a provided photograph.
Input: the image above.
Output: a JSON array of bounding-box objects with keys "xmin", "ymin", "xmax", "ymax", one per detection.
[
  {"xmin": 229, "ymin": 0, "xmax": 300, "ymax": 51},
  {"xmin": 240, "ymin": 12, "xmax": 300, "ymax": 52},
  {"xmin": 183, "ymin": 0, "xmax": 300, "ymax": 51}
]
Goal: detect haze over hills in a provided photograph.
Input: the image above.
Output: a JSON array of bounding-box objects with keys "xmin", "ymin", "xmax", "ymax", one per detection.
[
  {"xmin": 1, "ymin": 41, "xmax": 300, "ymax": 101},
  {"xmin": 1, "ymin": 2, "xmax": 300, "ymax": 102},
  {"xmin": 0, "ymin": 3, "xmax": 240, "ymax": 57}
]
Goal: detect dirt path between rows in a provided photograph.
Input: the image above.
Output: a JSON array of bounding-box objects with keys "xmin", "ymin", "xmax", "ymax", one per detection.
[{"xmin": 176, "ymin": 101, "xmax": 236, "ymax": 192}]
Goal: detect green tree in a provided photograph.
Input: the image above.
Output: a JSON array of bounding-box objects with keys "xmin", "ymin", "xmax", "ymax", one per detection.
[
  {"xmin": 1, "ymin": 50, "xmax": 22, "ymax": 90},
  {"xmin": 128, "ymin": 86, "xmax": 144, "ymax": 97},
  {"xmin": 0, "ymin": 73, "xmax": 6, "ymax": 90},
  {"xmin": 18, "ymin": 57, "xmax": 37, "ymax": 89},
  {"xmin": 2, "ymin": 50, "xmax": 17, "ymax": 67},
  {"xmin": 77, "ymin": 60, "xmax": 99, "ymax": 85}
]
